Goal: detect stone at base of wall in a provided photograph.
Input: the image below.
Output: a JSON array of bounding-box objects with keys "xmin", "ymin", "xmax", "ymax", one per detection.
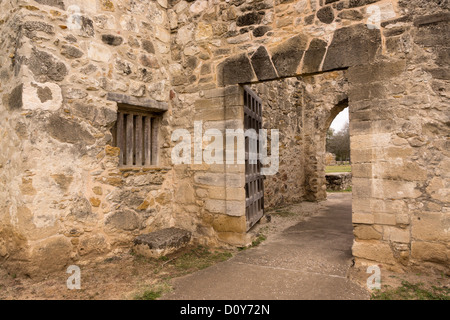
[
  {"xmin": 132, "ymin": 228, "xmax": 192, "ymax": 258},
  {"xmin": 353, "ymin": 258, "xmax": 405, "ymax": 274},
  {"xmin": 353, "ymin": 239, "xmax": 450, "ymax": 276},
  {"xmin": 326, "ymin": 173, "xmax": 352, "ymax": 191},
  {"xmin": 1, "ymin": 234, "xmax": 74, "ymax": 279},
  {"xmin": 216, "ymin": 231, "xmax": 253, "ymax": 247},
  {"xmin": 352, "ymin": 240, "xmax": 404, "ymax": 272}
]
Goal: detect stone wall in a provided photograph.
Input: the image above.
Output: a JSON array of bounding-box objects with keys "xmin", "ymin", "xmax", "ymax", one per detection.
[
  {"xmin": 0, "ymin": 0, "xmax": 29, "ymax": 270},
  {"xmin": 173, "ymin": 0, "xmax": 449, "ymax": 273},
  {"xmin": 299, "ymin": 71, "xmax": 348, "ymax": 201},
  {"xmin": 344, "ymin": 1, "xmax": 449, "ymax": 273},
  {"xmin": 0, "ymin": 0, "xmax": 448, "ymax": 276},
  {"xmin": 0, "ymin": 0, "xmax": 181, "ymax": 277}
]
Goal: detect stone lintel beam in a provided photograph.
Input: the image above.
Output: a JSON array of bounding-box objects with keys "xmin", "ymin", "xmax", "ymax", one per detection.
[
  {"xmin": 107, "ymin": 92, "xmax": 168, "ymax": 112},
  {"xmin": 216, "ymin": 25, "xmax": 384, "ymax": 86}
]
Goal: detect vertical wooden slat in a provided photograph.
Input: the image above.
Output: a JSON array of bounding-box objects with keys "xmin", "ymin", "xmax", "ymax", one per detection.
[
  {"xmin": 135, "ymin": 115, "xmax": 143, "ymax": 166},
  {"xmin": 151, "ymin": 117, "xmax": 159, "ymax": 165},
  {"xmin": 117, "ymin": 112, "xmax": 124, "ymax": 166},
  {"xmin": 126, "ymin": 114, "xmax": 134, "ymax": 166},
  {"xmin": 256, "ymin": 179, "xmax": 261, "ymax": 212},
  {"xmin": 144, "ymin": 116, "xmax": 152, "ymax": 166},
  {"xmin": 250, "ymin": 180, "xmax": 254, "ymax": 220}
]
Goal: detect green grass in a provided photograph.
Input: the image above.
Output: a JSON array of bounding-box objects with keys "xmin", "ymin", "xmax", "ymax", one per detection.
[
  {"xmin": 371, "ymin": 281, "xmax": 450, "ymax": 300},
  {"xmin": 239, "ymin": 228, "xmax": 268, "ymax": 251},
  {"xmin": 132, "ymin": 246, "xmax": 234, "ymax": 300},
  {"xmin": 251, "ymin": 234, "xmax": 267, "ymax": 247},
  {"xmin": 326, "ymin": 165, "xmax": 352, "ymax": 173},
  {"xmin": 327, "ymin": 186, "xmax": 352, "ymax": 193},
  {"xmin": 173, "ymin": 246, "xmax": 233, "ymax": 271},
  {"xmin": 134, "ymin": 289, "xmax": 163, "ymax": 300},
  {"xmin": 134, "ymin": 283, "xmax": 171, "ymax": 300}
]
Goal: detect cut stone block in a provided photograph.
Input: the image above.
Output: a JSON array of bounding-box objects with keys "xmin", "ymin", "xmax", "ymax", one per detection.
[{"xmin": 133, "ymin": 228, "xmax": 192, "ymax": 258}]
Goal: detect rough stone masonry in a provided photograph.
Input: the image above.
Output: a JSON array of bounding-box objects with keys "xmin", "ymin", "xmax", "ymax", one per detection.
[{"xmin": 0, "ymin": 0, "xmax": 448, "ymax": 278}]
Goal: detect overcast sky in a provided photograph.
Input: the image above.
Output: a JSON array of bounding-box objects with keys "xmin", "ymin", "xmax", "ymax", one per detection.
[{"xmin": 330, "ymin": 108, "xmax": 349, "ymax": 132}]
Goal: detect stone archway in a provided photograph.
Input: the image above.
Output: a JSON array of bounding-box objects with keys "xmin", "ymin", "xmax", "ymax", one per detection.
[
  {"xmin": 217, "ymin": 23, "xmax": 381, "ymax": 86},
  {"xmin": 212, "ymin": 24, "xmax": 382, "ymax": 230},
  {"xmin": 199, "ymin": 16, "xmax": 446, "ymax": 272}
]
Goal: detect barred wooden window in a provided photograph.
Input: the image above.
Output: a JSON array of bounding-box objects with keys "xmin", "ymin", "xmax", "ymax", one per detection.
[{"xmin": 112, "ymin": 105, "xmax": 160, "ymax": 167}]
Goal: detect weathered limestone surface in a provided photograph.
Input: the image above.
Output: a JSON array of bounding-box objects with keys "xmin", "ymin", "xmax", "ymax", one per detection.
[
  {"xmin": 0, "ymin": 0, "xmax": 448, "ymax": 277},
  {"xmin": 326, "ymin": 173, "xmax": 352, "ymax": 191},
  {"xmin": 0, "ymin": 0, "xmax": 177, "ymax": 277}
]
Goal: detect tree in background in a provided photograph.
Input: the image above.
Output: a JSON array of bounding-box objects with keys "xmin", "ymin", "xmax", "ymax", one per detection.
[
  {"xmin": 326, "ymin": 128, "xmax": 335, "ymax": 146},
  {"xmin": 326, "ymin": 122, "xmax": 350, "ymax": 162}
]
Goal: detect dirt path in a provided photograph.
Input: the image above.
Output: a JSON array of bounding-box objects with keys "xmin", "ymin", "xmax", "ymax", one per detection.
[{"xmin": 162, "ymin": 193, "xmax": 370, "ymax": 300}]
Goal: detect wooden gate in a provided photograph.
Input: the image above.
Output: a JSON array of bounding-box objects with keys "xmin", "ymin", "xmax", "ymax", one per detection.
[{"xmin": 243, "ymin": 86, "xmax": 264, "ymax": 231}]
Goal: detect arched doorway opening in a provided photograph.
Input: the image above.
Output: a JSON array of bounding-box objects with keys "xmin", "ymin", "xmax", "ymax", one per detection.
[
  {"xmin": 325, "ymin": 105, "xmax": 352, "ymax": 193},
  {"xmin": 248, "ymin": 70, "xmax": 350, "ymax": 211}
]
